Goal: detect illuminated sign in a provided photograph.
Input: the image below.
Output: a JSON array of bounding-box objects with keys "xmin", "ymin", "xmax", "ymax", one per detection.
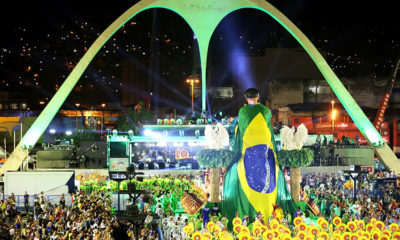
[{"xmin": 109, "ymin": 158, "xmax": 130, "ymax": 172}]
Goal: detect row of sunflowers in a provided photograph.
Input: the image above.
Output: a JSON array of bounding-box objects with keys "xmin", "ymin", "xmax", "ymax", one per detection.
[{"xmin": 183, "ymin": 215, "xmax": 400, "ymax": 240}]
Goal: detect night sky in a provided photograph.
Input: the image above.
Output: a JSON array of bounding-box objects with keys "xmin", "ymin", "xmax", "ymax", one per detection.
[{"xmin": 1, "ymin": 0, "xmax": 399, "ymax": 112}]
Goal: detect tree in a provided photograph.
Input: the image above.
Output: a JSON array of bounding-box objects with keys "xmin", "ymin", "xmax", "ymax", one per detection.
[
  {"xmin": 196, "ymin": 124, "xmax": 233, "ymax": 202},
  {"xmin": 197, "ymin": 149, "xmax": 233, "ymax": 202},
  {"xmin": 115, "ymin": 107, "xmax": 154, "ymax": 135},
  {"xmin": 277, "ymin": 148, "xmax": 314, "ymax": 202},
  {"xmin": 277, "ymin": 124, "xmax": 313, "ymax": 202}
]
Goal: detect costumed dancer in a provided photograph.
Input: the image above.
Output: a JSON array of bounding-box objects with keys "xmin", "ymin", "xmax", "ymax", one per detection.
[
  {"xmin": 202, "ymin": 205, "xmax": 211, "ymax": 227},
  {"xmin": 222, "ymin": 88, "xmax": 296, "ymax": 229}
]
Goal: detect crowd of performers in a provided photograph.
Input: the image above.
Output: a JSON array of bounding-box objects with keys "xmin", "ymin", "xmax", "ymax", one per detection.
[{"xmin": 1, "ymin": 170, "xmax": 399, "ymax": 239}]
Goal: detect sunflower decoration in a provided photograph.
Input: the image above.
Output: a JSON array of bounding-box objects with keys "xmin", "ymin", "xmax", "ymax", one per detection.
[
  {"xmin": 278, "ymin": 225, "xmax": 285, "ymax": 234},
  {"xmin": 310, "ymin": 226, "xmax": 320, "ymax": 236},
  {"xmin": 319, "ymin": 231, "xmax": 329, "ymax": 240},
  {"xmin": 371, "ymin": 230, "xmax": 382, "ymax": 240},
  {"xmin": 370, "ymin": 218, "xmax": 377, "ymax": 226},
  {"xmin": 338, "ymin": 223, "xmax": 347, "ymax": 233},
  {"xmin": 380, "ymin": 234, "xmax": 390, "ymax": 240},
  {"xmin": 270, "ymin": 219, "xmax": 280, "ymax": 230},
  {"xmin": 294, "ymin": 217, "xmax": 303, "ymax": 226},
  {"xmin": 298, "ymin": 222, "xmax": 307, "ymax": 232},
  {"xmin": 317, "ymin": 218, "xmax": 324, "ymax": 226},
  {"xmin": 238, "ymin": 232, "xmax": 251, "ymax": 240},
  {"xmin": 233, "ymin": 217, "xmax": 242, "ymax": 226},
  {"xmin": 389, "ymin": 223, "xmax": 399, "ymax": 233},
  {"xmin": 392, "ymin": 232, "xmax": 400, "ymax": 240},
  {"xmin": 357, "ymin": 221, "xmax": 365, "ymax": 230},
  {"xmin": 356, "ymin": 230, "xmax": 364, "ymax": 237},
  {"xmin": 366, "ymin": 223, "xmax": 374, "ymax": 232},
  {"xmin": 283, "ymin": 227, "xmax": 291, "ymax": 235},
  {"xmin": 347, "ymin": 221, "xmax": 357, "ymax": 232},
  {"xmin": 233, "ymin": 225, "xmax": 242, "ymax": 234},
  {"xmin": 375, "ymin": 221, "xmax": 384, "ymax": 231},
  {"xmin": 382, "ymin": 230, "xmax": 391, "ymax": 237},
  {"xmin": 342, "ymin": 232, "xmax": 351, "ymax": 240},
  {"xmin": 263, "ymin": 230, "xmax": 275, "ymax": 240},
  {"xmin": 363, "ymin": 232, "xmax": 370, "ymax": 239},
  {"xmin": 296, "ymin": 231, "xmax": 307, "ymax": 240},
  {"xmin": 192, "ymin": 232, "xmax": 203, "ymax": 240},
  {"xmin": 260, "ymin": 225, "xmax": 268, "ymax": 233},
  {"xmin": 213, "ymin": 225, "xmax": 222, "ymax": 237},
  {"xmin": 207, "ymin": 221, "xmax": 215, "ymax": 232},
  {"xmin": 241, "ymin": 226, "xmax": 250, "ymax": 234},
  {"xmin": 344, "ymin": 180, "xmax": 353, "ymax": 189},
  {"xmin": 218, "ymin": 231, "xmax": 230, "ymax": 239},
  {"xmin": 250, "ymin": 237, "xmax": 257, "ymax": 240},
  {"xmin": 282, "ymin": 234, "xmax": 292, "ymax": 240},
  {"xmin": 273, "ymin": 229, "xmax": 281, "ymax": 238},
  {"xmin": 350, "ymin": 233, "xmax": 358, "ymax": 240},
  {"xmin": 253, "ymin": 226, "xmax": 262, "ymax": 236},
  {"xmin": 184, "ymin": 223, "xmax": 195, "ymax": 236},
  {"xmin": 333, "ymin": 217, "xmax": 342, "ymax": 226},
  {"xmin": 318, "ymin": 219, "xmax": 329, "ymax": 230},
  {"xmin": 332, "ymin": 232, "xmax": 341, "ymax": 240},
  {"xmin": 203, "ymin": 232, "xmax": 212, "ymax": 240}
]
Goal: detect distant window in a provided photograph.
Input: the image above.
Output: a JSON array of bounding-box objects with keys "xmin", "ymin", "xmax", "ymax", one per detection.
[
  {"xmin": 10, "ymin": 103, "xmax": 18, "ymax": 110},
  {"xmin": 20, "ymin": 103, "xmax": 27, "ymax": 110},
  {"xmin": 319, "ymin": 86, "xmax": 331, "ymax": 94}
]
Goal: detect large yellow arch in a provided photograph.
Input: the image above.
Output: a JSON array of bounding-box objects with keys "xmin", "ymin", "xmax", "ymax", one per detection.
[{"xmin": 1, "ymin": 0, "xmax": 398, "ymax": 175}]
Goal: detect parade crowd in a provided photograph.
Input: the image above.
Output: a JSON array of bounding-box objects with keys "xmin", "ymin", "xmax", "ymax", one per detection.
[{"xmin": 0, "ymin": 170, "xmax": 399, "ymax": 239}]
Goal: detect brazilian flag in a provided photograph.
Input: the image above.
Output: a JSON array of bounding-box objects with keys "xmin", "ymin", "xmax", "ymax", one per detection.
[{"xmin": 222, "ymin": 104, "xmax": 296, "ymax": 228}]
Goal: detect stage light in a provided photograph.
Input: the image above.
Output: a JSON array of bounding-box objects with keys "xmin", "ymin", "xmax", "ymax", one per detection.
[
  {"xmin": 65, "ymin": 130, "xmax": 72, "ymax": 136},
  {"xmin": 112, "ymin": 129, "xmax": 118, "ymax": 136},
  {"xmin": 157, "ymin": 142, "xmax": 167, "ymax": 147},
  {"xmin": 49, "ymin": 129, "xmax": 56, "ymax": 134},
  {"xmin": 173, "ymin": 142, "xmax": 183, "ymax": 147},
  {"xmin": 144, "ymin": 129, "xmax": 152, "ymax": 136},
  {"xmin": 128, "ymin": 130, "xmax": 134, "ymax": 136}
]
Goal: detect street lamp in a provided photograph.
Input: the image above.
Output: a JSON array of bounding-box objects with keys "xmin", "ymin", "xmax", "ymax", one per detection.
[
  {"xmin": 75, "ymin": 103, "xmax": 80, "ymax": 129},
  {"xmin": 331, "ymin": 100, "xmax": 336, "ymax": 133},
  {"xmin": 186, "ymin": 76, "xmax": 200, "ymax": 112},
  {"xmin": 101, "ymin": 103, "xmax": 106, "ymax": 134}
]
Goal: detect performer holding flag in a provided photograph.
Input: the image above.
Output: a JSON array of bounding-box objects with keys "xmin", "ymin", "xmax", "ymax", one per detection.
[{"xmin": 222, "ymin": 88, "xmax": 296, "ymax": 228}]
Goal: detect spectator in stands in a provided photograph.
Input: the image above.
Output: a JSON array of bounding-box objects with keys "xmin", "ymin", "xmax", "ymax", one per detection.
[{"xmin": 24, "ymin": 191, "xmax": 29, "ymax": 213}]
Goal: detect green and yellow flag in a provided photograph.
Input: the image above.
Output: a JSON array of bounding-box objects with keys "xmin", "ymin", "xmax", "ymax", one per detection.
[{"xmin": 222, "ymin": 104, "xmax": 295, "ymax": 228}]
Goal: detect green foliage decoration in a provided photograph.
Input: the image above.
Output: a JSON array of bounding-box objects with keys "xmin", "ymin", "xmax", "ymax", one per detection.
[
  {"xmin": 277, "ymin": 148, "xmax": 314, "ymax": 168},
  {"xmin": 196, "ymin": 149, "xmax": 234, "ymax": 168}
]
